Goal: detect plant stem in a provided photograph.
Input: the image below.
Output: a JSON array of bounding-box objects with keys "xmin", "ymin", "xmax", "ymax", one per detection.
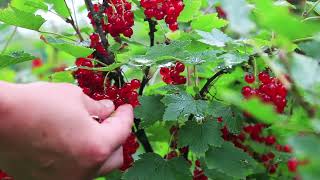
[
  {"xmin": 1, "ymin": 26, "xmax": 17, "ymax": 54},
  {"xmin": 198, "ymin": 69, "xmax": 228, "ymax": 99},
  {"xmin": 134, "ymin": 18, "xmax": 158, "ymax": 153},
  {"xmin": 84, "ymin": 0, "xmax": 114, "ymax": 65},
  {"xmin": 64, "ymin": 0, "xmax": 84, "ymax": 41}
]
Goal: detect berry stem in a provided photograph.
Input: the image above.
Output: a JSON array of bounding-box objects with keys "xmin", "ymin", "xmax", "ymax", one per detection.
[
  {"xmin": 64, "ymin": 0, "xmax": 84, "ymax": 41},
  {"xmin": 198, "ymin": 69, "xmax": 229, "ymax": 99},
  {"xmin": 133, "ymin": 18, "xmax": 158, "ymax": 153},
  {"xmin": 84, "ymin": 0, "xmax": 113, "ymax": 64}
]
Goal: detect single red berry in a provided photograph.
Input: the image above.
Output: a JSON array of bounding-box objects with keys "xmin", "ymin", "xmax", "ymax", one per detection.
[
  {"xmin": 265, "ymin": 136, "xmax": 276, "ymax": 145},
  {"xmin": 283, "ymin": 144, "xmax": 292, "ymax": 153},
  {"xmin": 268, "ymin": 164, "xmax": 278, "ymax": 174},
  {"xmin": 131, "ymin": 79, "xmax": 141, "ymax": 89},
  {"xmin": 244, "ymin": 74, "xmax": 255, "ymax": 84},
  {"xmin": 169, "ymin": 22, "xmax": 179, "ymax": 31},
  {"xmin": 258, "ymin": 72, "xmax": 271, "ymax": 84},
  {"xmin": 241, "ymin": 86, "xmax": 252, "ymax": 97},
  {"xmin": 175, "ymin": 61, "xmax": 185, "ymax": 72},
  {"xmin": 287, "ymin": 158, "xmax": 298, "ymax": 172},
  {"xmin": 123, "ymin": 28, "xmax": 133, "ymax": 38}
]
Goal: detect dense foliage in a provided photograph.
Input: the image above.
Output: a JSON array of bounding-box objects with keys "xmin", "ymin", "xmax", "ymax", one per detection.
[{"xmin": 1, "ymin": 0, "xmax": 320, "ymax": 179}]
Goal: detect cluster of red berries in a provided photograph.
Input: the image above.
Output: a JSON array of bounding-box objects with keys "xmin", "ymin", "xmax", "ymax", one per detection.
[
  {"xmin": 88, "ymin": 2, "xmax": 134, "ymax": 38},
  {"xmin": 220, "ymin": 120, "xmax": 296, "ymax": 174},
  {"xmin": 120, "ymin": 133, "xmax": 140, "ymax": 170},
  {"xmin": 74, "ymin": 57, "xmax": 141, "ymax": 108},
  {"xmin": 0, "ymin": 170, "xmax": 12, "ymax": 180},
  {"xmin": 193, "ymin": 160, "xmax": 208, "ymax": 180},
  {"xmin": 90, "ymin": 33, "xmax": 108, "ymax": 57},
  {"xmin": 160, "ymin": 62, "xmax": 186, "ymax": 85},
  {"xmin": 140, "ymin": 0, "xmax": 184, "ymax": 31},
  {"xmin": 242, "ymin": 71, "xmax": 287, "ymax": 113}
]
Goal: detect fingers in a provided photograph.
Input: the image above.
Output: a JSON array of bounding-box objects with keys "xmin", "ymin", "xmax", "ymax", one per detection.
[
  {"xmin": 97, "ymin": 147, "xmax": 123, "ymax": 175},
  {"xmin": 82, "ymin": 95, "xmax": 115, "ymax": 120},
  {"xmin": 100, "ymin": 104, "xmax": 134, "ymax": 151}
]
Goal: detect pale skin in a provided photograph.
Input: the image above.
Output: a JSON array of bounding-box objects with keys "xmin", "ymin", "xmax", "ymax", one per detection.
[{"xmin": 0, "ymin": 81, "xmax": 134, "ymax": 180}]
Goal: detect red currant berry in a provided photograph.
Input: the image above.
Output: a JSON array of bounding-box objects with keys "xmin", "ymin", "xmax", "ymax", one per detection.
[
  {"xmin": 287, "ymin": 158, "xmax": 298, "ymax": 172},
  {"xmin": 131, "ymin": 79, "xmax": 141, "ymax": 89},
  {"xmin": 245, "ymin": 74, "xmax": 255, "ymax": 84}
]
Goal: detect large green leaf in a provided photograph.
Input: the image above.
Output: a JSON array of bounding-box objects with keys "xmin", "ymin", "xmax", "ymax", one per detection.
[
  {"xmin": 255, "ymin": 0, "xmax": 319, "ymax": 40},
  {"xmin": 123, "ymin": 153, "xmax": 192, "ymax": 180},
  {"xmin": 178, "ymin": 120, "xmax": 223, "ymax": 154},
  {"xmin": 49, "ymin": 71, "xmax": 74, "ymax": 83},
  {"xmin": 208, "ymin": 101, "xmax": 243, "ymax": 134},
  {"xmin": 134, "ymin": 95, "xmax": 166, "ymax": 128},
  {"xmin": 197, "ymin": 29, "xmax": 232, "ymax": 47},
  {"xmin": 0, "ymin": 7, "xmax": 45, "ymax": 30},
  {"xmin": 191, "ymin": 13, "xmax": 228, "ymax": 32},
  {"xmin": 45, "ymin": 0, "xmax": 70, "ymax": 18},
  {"xmin": 0, "ymin": 51, "xmax": 35, "ymax": 69},
  {"xmin": 162, "ymin": 91, "xmax": 208, "ymax": 121},
  {"xmin": 220, "ymin": 0, "xmax": 255, "ymax": 34},
  {"xmin": 11, "ymin": 0, "xmax": 48, "ymax": 13},
  {"xmin": 44, "ymin": 36, "xmax": 94, "ymax": 58},
  {"xmin": 205, "ymin": 142, "xmax": 261, "ymax": 178},
  {"xmin": 178, "ymin": 0, "xmax": 202, "ymax": 22}
]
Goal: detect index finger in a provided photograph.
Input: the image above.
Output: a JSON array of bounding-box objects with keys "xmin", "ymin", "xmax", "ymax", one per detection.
[{"xmin": 99, "ymin": 104, "xmax": 134, "ymax": 151}]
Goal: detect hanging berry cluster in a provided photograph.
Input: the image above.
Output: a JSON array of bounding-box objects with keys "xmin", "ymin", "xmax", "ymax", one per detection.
[
  {"xmin": 120, "ymin": 133, "xmax": 140, "ymax": 170},
  {"xmin": 160, "ymin": 61, "xmax": 186, "ymax": 85},
  {"xmin": 193, "ymin": 160, "xmax": 208, "ymax": 180},
  {"xmin": 242, "ymin": 71, "xmax": 287, "ymax": 113},
  {"xmin": 218, "ymin": 71, "xmax": 301, "ymax": 174},
  {"xmin": 88, "ymin": 1, "xmax": 134, "ymax": 38},
  {"xmin": 140, "ymin": 0, "xmax": 185, "ymax": 31}
]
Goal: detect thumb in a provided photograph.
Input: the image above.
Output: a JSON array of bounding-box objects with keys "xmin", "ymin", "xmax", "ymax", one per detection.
[{"xmin": 82, "ymin": 95, "xmax": 115, "ymax": 120}]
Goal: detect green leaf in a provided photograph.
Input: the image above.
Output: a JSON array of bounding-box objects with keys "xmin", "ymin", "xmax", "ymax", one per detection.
[
  {"xmin": 11, "ymin": 0, "xmax": 48, "ymax": 12},
  {"xmin": 0, "ymin": 7, "xmax": 45, "ymax": 30},
  {"xmin": 288, "ymin": 134, "xmax": 320, "ymax": 159},
  {"xmin": 123, "ymin": 153, "xmax": 192, "ymax": 180},
  {"xmin": 205, "ymin": 142, "xmax": 261, "ymax": 178},
  {"xmin": 197, "ymin": 29, "xmax": 232, "ymax": 47},
  {"xmin": 221, "ymin": 90, "xmax": 284, "ymax": 124},
  {"xmin": 220, "ymin": 0, "xmax": 255, "ymax": 34},
  {"xmin": 191, "ymin": 13, "xmax": 228, "ymax": 32},
  {"xmin": 134, "ymin": 96, "xmax": 166, "ymax": 128},
  {"xmin": 208, "ymin": 101, "xmax": 243, "ymax": 134},
  {"xmin": 178, "ymin": 120, "xmax": 223, "ymax": 154},
  {"xmin": 45, "ymin": 0, "xmax": 70, "ymax": 18},
  {"xmin": 0, "ymin": 51, "xmax": 35, "ymax": 69},
  {"xmin": 290, "ymin": 53, "xmax": 320, "ymax": 91},
  {"xmin": 218, "ymin": 52, "xmax": 249, "ymax": 68},
  {"xmin": 145, "ymin": 40, "xmax": 191, "ymax": 61},
  {"xmin": 178, "ymin": 0, "xmax": 202, "ymax": 22},
  {"xmin": 49, "ymin": 71, "xmax": 74, "ymax": 83},
  {"xmin": 255, "ymin": 0, "xmax": 319, "ymax": 40},
  {"xmin": 44, "ymin": 36, "xmax": 94, "ymax": 58},
  {"xmin": 162, "ymin": 91, "xmax": 208, "ymax": 121},
  {"xmin": 203, "ymin": 167, "xmax": 234, "ymax": 180},
  {"xmin": 0, "ymin": 68, "xmax": 16, "ymax": 82},
  {"xmin": 184, "ymin": 50, "xmax": 222, "ymax": 65},
  {"xmin": 299, "ymin": 40, "xmax": 320, "ymax": 59},
  {"xmin": 104, "ymin": 170, "xmax": 122, "ymax": 180}
]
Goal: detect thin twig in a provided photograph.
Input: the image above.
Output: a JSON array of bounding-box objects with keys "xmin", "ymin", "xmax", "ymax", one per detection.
[
  {"xmin": 1, "ymin": 27, "xmax": 17, "ymax": 54},
  {"xmin": 64, "ymin": 0, "xmax": 84, "ymax": 41},
  {"xmin": 198, "ymin": 69, "xmax": 229, "ymax": 99}
]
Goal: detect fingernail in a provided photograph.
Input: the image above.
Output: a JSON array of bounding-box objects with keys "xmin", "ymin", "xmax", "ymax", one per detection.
[{"xmin": 101, "ymin": 100, "xmax": 114, "ymax": 108}]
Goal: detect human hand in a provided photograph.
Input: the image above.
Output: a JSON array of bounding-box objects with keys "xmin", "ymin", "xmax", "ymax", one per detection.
[{"xmin": 0, "ymin": 82, "xmax": 133, "ymax": 180}]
